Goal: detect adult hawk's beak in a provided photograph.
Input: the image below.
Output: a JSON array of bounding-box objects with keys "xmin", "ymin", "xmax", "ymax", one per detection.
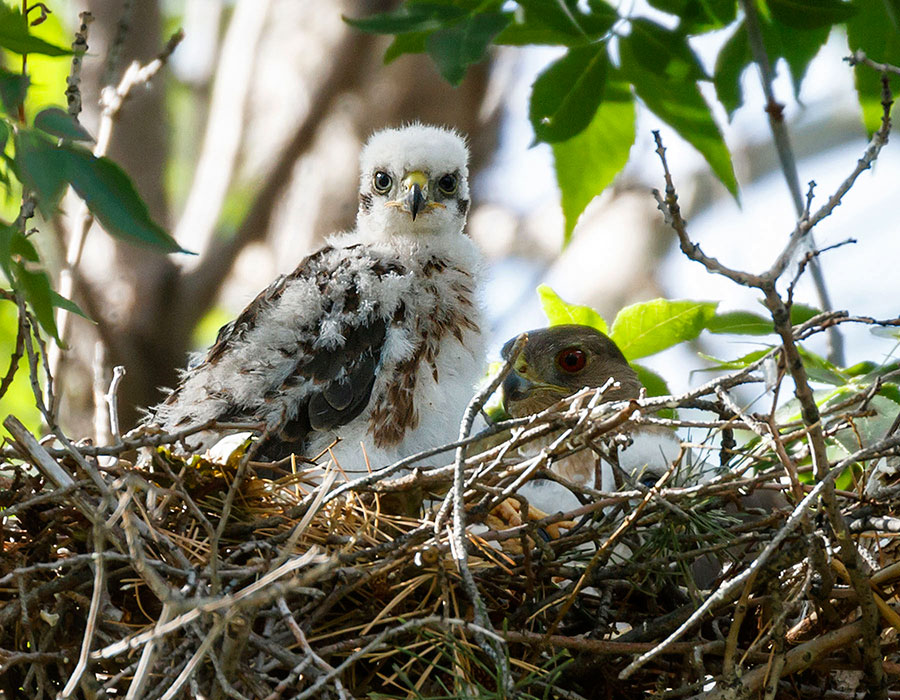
[
  {"xmin": 501, "ymin": 371, "xmax": 535, "ymax": 406},
  {"xmin": 501, "ymin": 358, "xmax": 569, "ymax": 416},
  {"xmin": 401, "ymin": 171, "xmax": 428, "ymax": 220}
]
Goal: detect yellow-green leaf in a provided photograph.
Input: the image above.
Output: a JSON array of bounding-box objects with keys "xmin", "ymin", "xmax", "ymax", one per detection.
[
  {"xmin": 610, "ymin": 298, "xmax": 717, "ymax": 360},
  {"xmin": 537, "ymin": 284, "xmax": 608, "ymax": 334}
]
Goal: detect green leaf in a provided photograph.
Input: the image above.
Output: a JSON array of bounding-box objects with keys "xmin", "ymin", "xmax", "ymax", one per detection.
[
  {"xmin": 0, "ymin": 67, "xmax": 28, "ymax": 114},
  {"xmin": 60, "ymin": 146, "xmax": 188, "ymax": 253},
  {"xmin": 713, "ymin": 20, "xmax": 750, "ymax": 117},
  {"xmin": 788, "ymin": 302, "xmax": 822, "ymax": 325},
  {"xmin": 384, "ymin": 31, "xmax": 429, "ymax": 62},
  {"xmin": 632, "ymin": 363, "xmax": 670, "ymax": 396},
  {"xmin": 632, "ymin": 362, "xmax": 675, "ymax": 418},
  {"xmin": 0, "ymin": 223, "xmax": 12, "ymax": 283},
  {"xmin": 619, "ymin": 45, "xmax": 738, "ymax": 197},
  {"xmin": 530, "ymin": 43, "xmax": 609, "ymax": 143},
  {"xmin": 551, "ymin": 83, "xmax": 635, "ymax": 242},
  {"xmin": 343, "ymin": 2, "xmax": 466, "ymax": 35},
  {"xmin": 766, "ymin": 0, "xmax": 857, "ymax": 28},
  {"xmin": 715, "ymin": 12, "xmax": 829, "ymax": 113},
  {"xmin": 34, "ymin": 107, "xmax": 93, "ymax": 142},
  {"xmin": 847, "ymin": 0, "xmax": 900, "ymax": 135},
  {"xmin": 14, "ymin": 129, "xmax": 68, "ymax": 217},
  {"xmin": 496, "ymin": 0, "xmax": 616, "ymax": 46},
  {"xmin": 8, "ymin": 231, "xmax": 58, "ymax": 339},
  {"xmin": 426, "ymin": 11, "xmax": 509, "ymax": 85},
  {"xmin": 706, "ymin": 310, "xmax": 773, "ymax": 335},
  {"xmin": 798, "ymin": 346, "xmax": 847, "ymax": 385},
  {"xmin": 699, "ymin": 348, "xmax": 771, "ymax": 370},
  {"xmin": 495, "ymin": 23, "xmax": 579, "ymax": 47},
  {"xmin": 764, "ymin": 19, "xmax": 830, "ymax": 98},
  {"xmin": 880, "ymin": 383, "xmax": 900, "ymax": 405},
  {"xmin": 50, "ymin": 290, "xmax": 89, "ymax": 319},
  {"xmin": 537, "ymin": 284, "xmax": 609, "ymax": 334},
  {"xmin": 610, "ymin": 298, "xmax": 718, "ymax": 360},
  {"xmin": 649, "ymin": 0, "xmax": 738, "ymax": 32},
  {"xmin": 622, "ymin": 19, "xmax": 708, "ymax": 82},
  {"xmin": 0, "ymin": 5, "xmax": 71, "ymax": 56}
]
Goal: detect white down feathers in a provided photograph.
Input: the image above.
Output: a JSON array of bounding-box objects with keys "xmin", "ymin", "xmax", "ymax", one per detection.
[{"xmin": 150, "ymin": 124, "xmax": 485, "ymax": 473}]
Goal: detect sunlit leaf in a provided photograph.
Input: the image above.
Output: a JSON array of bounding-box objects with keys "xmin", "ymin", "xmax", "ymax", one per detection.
[
  {"xmin": 384, "ymin": 31, "xmax": 428, "ymax": 62},
  {"xmin": 537, "ymin": 284, "xmax": 609, "ymax": 334},
  {"xmin": 707, "ymin": 310, "xmax": 773, "ymax": 335},
  {"xmin": 632, "ymin": 362, "xmax": 675, "ymax": 418},
  {"xmin": 0, "ymin": 223, "xmax": 10, "ymax": 283},
  {"xmin": 34, "ymin": 107, "xmax": 93, "ymax": 142},
  {"xmin": 552, "ymin": 83, "xmax": 634, "ymax": 243},
  {"xmin": 788, "ymin": 302, "xmax": 822, "ymax": 325},
  {"xmin": 798, "ymin": 346, "xmax": 847, "ymax": 385},
  {"xmin": 699, "ymin": 348, "xmax": 771, "ymax": 370},
  {"xmin": 0, "ymin": 5, "xmax": 71, "ymax": 55},
  {"xmin": 530, "ymin": 43, "xmax": 609, "ymax": 142},
  {"xmin": 610, "ymin": 299, "xmax": 718, "ymax": 360},
  {"xmin": 847, "ymin": 0, "xmax": 900, "ymax": 135},
  {"xmin": 496, "ymin": 0, "xmax": 616, "ymax": 46}
]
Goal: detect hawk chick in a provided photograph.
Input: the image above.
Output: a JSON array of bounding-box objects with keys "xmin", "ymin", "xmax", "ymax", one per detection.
[{"xmin": 151, "ymin": 124, "xmax": 485, "ymax": 473}]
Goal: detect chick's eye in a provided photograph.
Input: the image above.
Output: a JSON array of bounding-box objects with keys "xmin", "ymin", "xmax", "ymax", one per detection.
[
  {"xmin": 555, "ymin": 348, "xmax": 586, "ymax": 373},
  {"xmin": 373, "ymin": 171, "xmax": 392, "ymax": 194},
  {"xmin": 437, "ymin": 173, "xmax": 458, "ymax": 195}
]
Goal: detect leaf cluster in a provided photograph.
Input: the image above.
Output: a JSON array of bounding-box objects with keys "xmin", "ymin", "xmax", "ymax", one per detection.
[
  {"xmin": 0, "ymin": 5, "xmax": 182, "ymax": 343},
  {"xmin": 347, "ymin": 0, "xmax": 900, "ymax": 242}
]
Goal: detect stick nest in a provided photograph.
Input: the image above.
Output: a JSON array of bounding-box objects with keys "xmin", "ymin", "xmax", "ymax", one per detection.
[{"xmin": 3, "ymin": 364, "xmax": 900, "ymax": 700}]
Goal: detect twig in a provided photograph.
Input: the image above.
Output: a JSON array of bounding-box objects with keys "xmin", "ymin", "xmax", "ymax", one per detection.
[
  {"xmin": 65, "ymin": 11, "xmax": 92, "ymax": 119},
  {"xmin": 158, "ymin": 617, "xmax": 228, "ymax": 700},
  {"xmin": 619, "ymin": 433, "xmax": 900, "ymax": 680},
  {"xmin": 739, "ymin": 0, "xmax": 844, "ymax": 365},
  {"xmin": 104, "ymin": 365, "xmax": 126, "ymax": 443},
  {"xmin": 847, "ymin": 50, "xmax": 900, "ymax": 77},
  {"xmin": 59, "ymin": 522, "xmax": 107, "ymax": 698},
  {"xmin": 101, "ymin": 0, "xmax": 134, "ymax": 86},
  {"xmin": 447, "ymin": 334, "xmax": 524, "ymax": 685},
  {"xmin": 292, "ymin": 617, "xmax": 506, "ymax": 700},
  {"xmin": 0, "ymin": 297, "xmax": 26, "ymax": 401}
]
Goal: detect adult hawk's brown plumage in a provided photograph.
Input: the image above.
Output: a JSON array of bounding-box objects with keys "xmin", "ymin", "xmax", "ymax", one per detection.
[
  {"xmin": 499, "ymin": 325, "xmax": 682, "ymax": 513},
  {"xmin": 150, "ymin": 125, "xmax": 485, "ymax": 473}
]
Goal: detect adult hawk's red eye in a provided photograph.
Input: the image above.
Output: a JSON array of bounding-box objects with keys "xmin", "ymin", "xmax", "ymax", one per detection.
[{"xmin": 555, "ymin": 347, "xmax": 586, "ymax": 373}]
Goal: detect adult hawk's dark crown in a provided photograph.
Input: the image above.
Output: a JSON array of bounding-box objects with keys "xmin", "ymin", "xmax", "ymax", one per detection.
[{"xmin": 151, "ymin": 124, "xmax": 485, "ymax": 472}]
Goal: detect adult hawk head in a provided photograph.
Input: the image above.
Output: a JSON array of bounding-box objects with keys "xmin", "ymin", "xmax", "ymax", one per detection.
[
  {"xmin": 151, "ymin": 124, "xmax": 485, "ymax": 474},
  {"xmin": 499, "ymin": 325, "xmax": 682, "ymax": 507}
]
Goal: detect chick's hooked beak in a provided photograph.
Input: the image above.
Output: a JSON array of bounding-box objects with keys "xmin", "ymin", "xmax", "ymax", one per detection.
[{"xmin": 401, "ymin": 171, "xmax": 428, "ymax": 220}]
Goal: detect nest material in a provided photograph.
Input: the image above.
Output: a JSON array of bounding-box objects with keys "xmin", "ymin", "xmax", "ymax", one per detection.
[{"xmin": 3, "ymin": 371, "xmax": 900, "ymax": 700}]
